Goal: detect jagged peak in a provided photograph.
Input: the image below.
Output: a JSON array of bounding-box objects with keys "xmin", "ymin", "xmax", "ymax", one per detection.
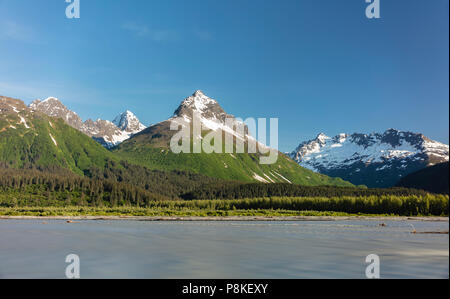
[
  {"xmin": 316, "ymin": 133, "xmax": 330, "ymax": 143},
  {"xmin": 112, "ymin": 110, "xmax": 146, "ymax": 133},
  {"xmin": 383, "ymin": 128, "xmax": 402, "ymax": 135},
  {"xmin": 182, "ymin": 90, "xmax": 218, "ymax": 109},
  {"xmin": 308, "ymin": 130, "xmax": 428, "ymax": 145},
  {"xmin": 193, "ymin": 90, "xmax": 206, "ymax": 97},
  {"xmin": 30, "ymin": 97, "xmax": 65, "ymax": 109},
  {"xmin": 42, "ymin": 97, "xmax": 60, "ymax": 103},
  {"xmin": 174, "ymin": 90, "xmax": 227, "ymax": 121},
  {"xmin": 293, "ymin": 129, "xmax": 449, "ymax": 158},
  {"xmin": 30, "ymin": 97, "xmax": 60, "ymax": 106},
  {"xmin": 113, "ymin": 110, "xmax": 139, "ymax": 123},
  {"xmin": 117, "ymin": 110, "xmax": 135, "ymax": 117},
  {"xmin": 317, "ymin": 132, "xmax": 329, "ymax": 138}
]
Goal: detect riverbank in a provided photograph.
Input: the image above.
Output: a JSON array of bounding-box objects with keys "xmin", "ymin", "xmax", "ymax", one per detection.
[
  {"xmin": 0, "ymin": 215, "xmax": 448, "ymax": 222},
  {"xmin": 1, "ymin": 204, "xmax": 448, "ymax": 219},
  {"xmin": 2, "ymin": 195, "xmax": 448, "ymax": 217}
]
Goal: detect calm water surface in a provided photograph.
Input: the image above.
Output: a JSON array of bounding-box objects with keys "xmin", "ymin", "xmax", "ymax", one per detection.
[{"xmin": 0, "ymin": 220, "xmax": 448, "ymax": 278}]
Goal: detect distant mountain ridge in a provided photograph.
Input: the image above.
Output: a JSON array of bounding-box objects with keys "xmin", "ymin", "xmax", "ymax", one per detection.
[
  {"xmin": 29, "ymin": 97, "xmax": 146, "ymax": 148},
  {"xmin": 7, "ymin": 90, "xmax": 448, "ymax": 189},
  {"xmin": 290, "ymin": 129, "xmax": 449, "ymax": 188}
]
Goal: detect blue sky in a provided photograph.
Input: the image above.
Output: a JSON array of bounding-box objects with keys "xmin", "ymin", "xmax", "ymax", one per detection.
[{"xmin": 0, "ymin": 0, "xmax": 448, "ymax": 152}]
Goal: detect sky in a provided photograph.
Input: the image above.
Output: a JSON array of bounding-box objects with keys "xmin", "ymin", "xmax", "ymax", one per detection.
[{"xmin": 0, "ymin": 0, "xmax": 448, "ymax": 152}]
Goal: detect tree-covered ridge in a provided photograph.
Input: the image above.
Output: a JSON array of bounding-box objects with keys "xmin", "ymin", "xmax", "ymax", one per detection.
[
  {"xmin": 85, "ymin": 160, "xmax": 222, "ymax": 199},
  {"xmin": 0, "ymin": 162, "xmax": 223, "ymax": 206},
  {"xmin": 0, "ymin": 166, "xmax": 169, "ymax": 207},
  {"xmin": 180, "ymin": 182, "xmax": 436, "ymax": 200},
  {"xmin": 396, "ymin": 162, "xmax": 449, "ymax": 194}
]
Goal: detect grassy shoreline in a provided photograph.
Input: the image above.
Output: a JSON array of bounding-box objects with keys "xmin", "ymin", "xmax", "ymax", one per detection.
[
  {"xmin": 0, "ymin": 206, "xmax": 449, "ymax": 220},
  {"xmin": 1, "ymin": 194, "xmax": 448, "ymax": 217},
  {"xmin": 0, "ymin": 206, "xmax": 384, "ymax": 217},
  {"xmin": 1, "ymin": 215, "xmax": 448, "ymax": 222}
]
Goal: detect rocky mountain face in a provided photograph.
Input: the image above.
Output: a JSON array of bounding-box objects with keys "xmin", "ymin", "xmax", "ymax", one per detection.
[
  {"xmin": 83, "ymin": 118, "xmax": 131, "ymax": 148},
  {"xmin": 174, "ymin": 90, "xmax": 230, "ymax": 121},
  {"xmin": 29, "ymin": 98, "xmax": 146, "ymax": 148},
  {"xmin": 130, "ymin": 90, "xmax": 252, "ymax": 149},
  {"xmin": 1, "ymin": 96, "xmax": 28, "ymax": 115},
  {"xmin": 171, "ymin": 90, "xmax": 252, "ymax": 143},
  {"xmin": 290, "ymin": 129, "xmax": 449, "ymax": 188},
  {"xmin": 113, "ymin": 110, "xmax": 147, "ymax": 134},
  {"xmin": 29, "ymin": 98, "xmax": 85, "ymax": 131}
]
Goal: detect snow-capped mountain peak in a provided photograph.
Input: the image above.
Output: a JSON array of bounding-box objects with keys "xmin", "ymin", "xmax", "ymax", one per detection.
[
  {"xmin": 186, "ymin": 90, "xmax": 218, "ymax": 111},
  {"xmin": 169, "ymin": 90, "xmax": 277, "ymax": 154},
  {"xmin": 29, "ymin": 97, "xmax": 85, "ymax": 130},
  {"xmin": 316, "ymin": 133, "xmax": 330, "ymax": 144},
  {"xmin": 112, "ymin": 110, "xmax": 146, "ymax": 134},
  {"xmin": 174, "ymin": 90, "xmax": 225, "ymax": 120},
  {"xmin": 290, "ymin": 129, "xmax": 449, "ymax": 188},
  {"xmin": 28, "ymin": 98, "xmax": 147, "ymax": 149}
]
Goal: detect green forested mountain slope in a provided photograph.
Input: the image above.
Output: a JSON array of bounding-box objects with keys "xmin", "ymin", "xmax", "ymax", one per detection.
[
  {"xmin": 0, "ymin": 96, "xmax": 115, "ymax": 175},
  {"xmin": 1, "ymin": 94, "xmax": 353, "ymax": 187},
  {"xmin": 115, "ymin": 141, "xmax": 352, "ymax": 186},
  {"xmin": 114, "ymin": 91, "xmax": 354, "ymax": 187}
]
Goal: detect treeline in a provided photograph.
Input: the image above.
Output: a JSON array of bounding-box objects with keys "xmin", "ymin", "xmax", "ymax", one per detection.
[
  {"xmin": 84, "ymin": 160, "xmax": 220, "ymax": 198},
  {"xmin": 154, "ymin": 196, "xmax": 449, "ymax": 216},
  {"xmin": 2, "ymin": 196, "xmax": 447, "ymax": 216},
  {"xmin": 1, "ymin": 163, "xmax": 448, "ymax": 216},
  {"xmin": 0, "ymin": 160, "xmax": 222, "ymax": 207},
  {"xmin": 0, "ymin": 166, "xmax": 174, "ymax": 207},
  {"xmin": 181, "ymin": 183, "xmax": 433, "ymax": 200}
]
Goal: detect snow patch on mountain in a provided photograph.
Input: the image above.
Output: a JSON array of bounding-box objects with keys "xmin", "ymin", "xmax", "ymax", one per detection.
[
  {"xmin": 253, "ymin": 172, "xmax": 269, "ymax": 183},
  {"xmin": 49, "ymin": 134, "xmax": 58, "ymax": 146},
  {"xmin": 18, "ymin": 115, "xmax": 30, "ymax": 129}
]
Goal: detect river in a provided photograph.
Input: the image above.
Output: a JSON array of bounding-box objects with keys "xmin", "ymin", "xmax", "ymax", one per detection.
[{"xmin": 0, "ymin": 219, "xmax": 448, "ymax": 278}]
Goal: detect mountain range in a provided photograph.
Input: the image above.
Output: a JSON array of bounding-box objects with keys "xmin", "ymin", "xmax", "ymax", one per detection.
[
  {"xmin": 29, "ymin": 97, "xmax": 146, "ymax": 148},
  {"xmin": 113, "ymin": 91, "xmax": 351, "ymax": 186},
  {"xmin": 0, "ymin": 92, "xmax": 352, "ymax": 187},
  {"xmin": 2, "ymin": 91, "xmax": 448, "ymax": 189},
  {"xmin": 290, "ymin": 130, "xmax": 449, "ymax": 188}
]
